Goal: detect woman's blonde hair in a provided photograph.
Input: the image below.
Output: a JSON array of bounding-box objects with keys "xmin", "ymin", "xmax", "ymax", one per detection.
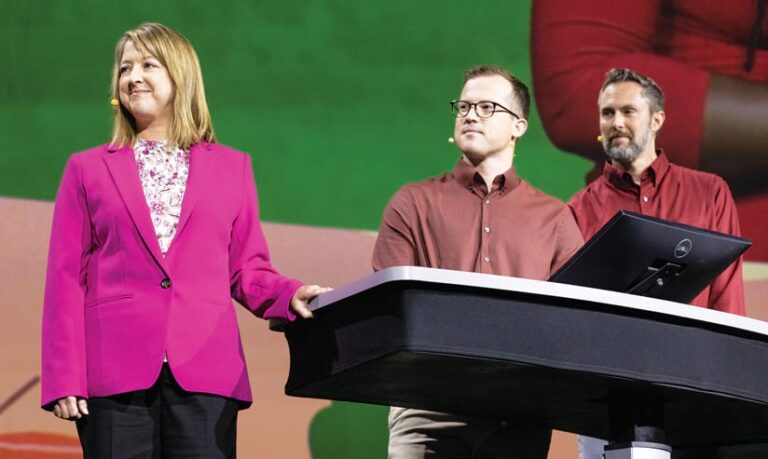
[{"xmin": 110, "ymin": 22, "xmax": 215, "ymax": 148}]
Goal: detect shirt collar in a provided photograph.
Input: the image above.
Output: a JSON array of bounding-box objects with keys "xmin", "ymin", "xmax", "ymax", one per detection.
[
  {"xmin": 602, "ymin": 149, "xmax": 670, "ymax": 191},
  {"xmin": 452, "ymin": 158, "xmax": 520, "ymax": 194}
]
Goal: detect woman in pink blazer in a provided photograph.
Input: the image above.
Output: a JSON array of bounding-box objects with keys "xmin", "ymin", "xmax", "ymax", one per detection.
[{"xmin": 41, "ymin": 22, "xmax": 328, "ymax": 457}]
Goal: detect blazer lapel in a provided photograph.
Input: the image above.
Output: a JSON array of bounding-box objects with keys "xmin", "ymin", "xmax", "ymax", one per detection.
[
  {"xmin": 168, "ymin": 142, "xmax": 216, "ymax": 253},
  {"xmin": 104, "ymin": 145, "xmax": 169, "ymax": 274}
]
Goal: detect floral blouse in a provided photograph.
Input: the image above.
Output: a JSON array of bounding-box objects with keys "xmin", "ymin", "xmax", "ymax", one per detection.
[{"xmin": 133, "ymin": 139, "xmax": 190, "ymax": 255}]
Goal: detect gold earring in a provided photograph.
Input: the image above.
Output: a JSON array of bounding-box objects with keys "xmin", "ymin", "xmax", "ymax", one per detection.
[{"xmin": 110, "ymin": 98, "xmax": 119, "ymax": 110}]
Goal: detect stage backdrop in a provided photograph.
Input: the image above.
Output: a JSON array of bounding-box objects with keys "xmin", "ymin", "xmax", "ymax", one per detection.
[{"xmin": 1, "ymin": 1, "xmax": 765, "ymax": 457}]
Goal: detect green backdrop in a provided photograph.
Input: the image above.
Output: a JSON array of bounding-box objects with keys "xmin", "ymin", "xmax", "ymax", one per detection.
[
  {"xmin": 0, "ymin": 0, "xmax": 590, "ymax": 230},
  {"xmin": 0, "ymin": 1, "xmax": 591, "ymax": 456}
]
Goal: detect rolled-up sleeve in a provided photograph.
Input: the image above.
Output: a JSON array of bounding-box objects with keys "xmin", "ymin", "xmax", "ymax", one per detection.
[{"xmin": 531, "ymin": 0, "xmax": 709, "ymax": 168}]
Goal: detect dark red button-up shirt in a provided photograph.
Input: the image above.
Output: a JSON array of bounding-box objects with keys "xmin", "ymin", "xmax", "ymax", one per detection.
[
  {"xmin": 568, "ymin": 150, "xmax": 745, "ymax": 315},
  {"xmin": 373, "ymin": 160, "xmax": 584, "ymax": 281}
]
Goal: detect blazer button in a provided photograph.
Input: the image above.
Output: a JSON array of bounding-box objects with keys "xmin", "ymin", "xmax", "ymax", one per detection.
[{"xmin": 160, "ymin": 278, "xmax": 172, "ymax": 289}]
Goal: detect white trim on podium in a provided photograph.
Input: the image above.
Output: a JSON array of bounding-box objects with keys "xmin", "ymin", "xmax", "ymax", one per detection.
[{"xmin": 308, "ymin": 266, "xmax": 768, "ymax": 336}]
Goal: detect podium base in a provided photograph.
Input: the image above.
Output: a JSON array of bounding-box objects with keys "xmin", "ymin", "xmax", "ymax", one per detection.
[{"xmin": 604, "ymin": 441, "xmax": 671, "ymax": 459}]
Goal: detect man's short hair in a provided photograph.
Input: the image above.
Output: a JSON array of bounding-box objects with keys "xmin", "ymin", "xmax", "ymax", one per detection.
[
  {"xmin": 464, "ymin": 65, "xmax": 531, "ymax": 119},
  {"xmin": 599, "ymin": 68, "xmax": 665, "ymax": 113}
]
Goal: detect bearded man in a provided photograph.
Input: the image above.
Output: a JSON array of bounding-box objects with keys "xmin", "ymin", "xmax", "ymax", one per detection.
[{"xmin": 568, "ymin": 67, "xmax": 746, "ymax": 458}]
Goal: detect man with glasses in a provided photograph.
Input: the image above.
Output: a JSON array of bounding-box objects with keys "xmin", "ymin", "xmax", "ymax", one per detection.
[
  {"xmin": 372, "ymin": 65, "xmax": 584, "ymax": 458},
  {"xmin": 569, "ymin": 67, "xmax": 745, "ymax": 459}
]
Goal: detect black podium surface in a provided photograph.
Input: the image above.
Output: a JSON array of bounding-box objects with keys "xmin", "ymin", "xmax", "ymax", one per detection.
[{"xmin": 284, "ymin": 267, "xmax": 768, "ymax": 450}]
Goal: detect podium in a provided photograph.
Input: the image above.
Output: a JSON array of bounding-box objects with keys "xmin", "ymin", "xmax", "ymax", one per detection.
[{"xmin": 284, "ymin": 267, "xmax": 768, "ymax": 457}]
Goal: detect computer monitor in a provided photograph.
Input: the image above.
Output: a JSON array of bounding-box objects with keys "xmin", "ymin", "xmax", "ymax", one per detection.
[{"xmin": 549, "ymin": 211, "xmax": 751, "ymax": 304}]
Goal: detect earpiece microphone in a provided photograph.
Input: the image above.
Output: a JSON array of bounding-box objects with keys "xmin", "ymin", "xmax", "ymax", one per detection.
[
  {"xmin": 596, "ymin": 135, "xmax": 604, "ymax": 142},
  {"xmin": 448, "ymin": 137, "xmax": 455, "ymax": 143}
]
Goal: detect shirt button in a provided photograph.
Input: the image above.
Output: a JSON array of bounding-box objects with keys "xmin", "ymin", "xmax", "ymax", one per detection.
[
  {"xmin": 160, "ymin": 278, "xmax": 172, "ymax": 289},
  {"xmin": 484, "ymin": 199, "xmax": 491, "ymax": 205},
  {"xmin": 643, "ymin": 196, "xmax": 649, "ymax": 202},
  {"xmin": 483, "ymin": 256, "xmax": 490, "ymax": 263},
  {"xmin": 484, "ymin": 227, "xmax": 491, "ymax": 233}
]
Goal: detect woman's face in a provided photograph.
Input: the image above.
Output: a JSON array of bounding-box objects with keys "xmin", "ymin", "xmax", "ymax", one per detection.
[{"xmin": 118, "ymin": 40, "xmax": 174, "ymax": 137}]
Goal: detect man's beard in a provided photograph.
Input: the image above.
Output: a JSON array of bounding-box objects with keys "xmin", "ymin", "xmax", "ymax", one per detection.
[{"xmin": 602, "ymin": 127, "xmax": 650, "ymax": 163}]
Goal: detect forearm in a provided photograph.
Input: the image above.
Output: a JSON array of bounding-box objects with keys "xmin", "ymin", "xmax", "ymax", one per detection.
[
  {"xmin": 701, "ymin": 74, "xmax": 768, "ymax": 196},
  {"xmin": 531, "ymin": 0, "xmax": 708, "ymax": 167}
]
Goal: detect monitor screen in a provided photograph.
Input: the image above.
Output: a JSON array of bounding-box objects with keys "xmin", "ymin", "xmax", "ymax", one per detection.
[{"xmin": 549, "ymin": 211, "xmax": 751, "ymax": 304}]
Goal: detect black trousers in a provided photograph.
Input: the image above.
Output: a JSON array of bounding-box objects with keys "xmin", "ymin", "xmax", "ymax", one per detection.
[{"xmin": 76, "ymin": 364, "xmax": 239, "ymax": 458}]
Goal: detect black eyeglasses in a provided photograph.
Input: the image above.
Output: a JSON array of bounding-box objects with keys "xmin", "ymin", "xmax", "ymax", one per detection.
[{"xmin": 450, "ymin": 100, "xmax": 520, "ymax": 119}]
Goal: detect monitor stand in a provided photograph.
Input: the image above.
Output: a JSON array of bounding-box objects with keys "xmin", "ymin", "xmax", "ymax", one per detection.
[
  {"xmin": 602, "ymin": 400, "xmax": 672, "ymax": 459},
  {"xmin": 626, "ymin": 261, "xmax": 684, "ymax": 297},
  {"xmin": 604, "ymin": 441, "xmax": 671, "ymax": 459}
]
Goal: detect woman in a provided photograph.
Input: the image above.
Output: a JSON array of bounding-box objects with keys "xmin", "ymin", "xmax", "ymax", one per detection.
[{"xmin": 41, "ymin": 22, "xmax": 328, "ymax": 457}]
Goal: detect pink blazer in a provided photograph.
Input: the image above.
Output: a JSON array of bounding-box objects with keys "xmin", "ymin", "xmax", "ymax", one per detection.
[{"xmin": 41, "ymin": 142, "xmax": 301, "ymax": 408}]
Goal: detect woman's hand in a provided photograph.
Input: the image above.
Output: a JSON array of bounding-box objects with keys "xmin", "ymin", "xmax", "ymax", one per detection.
[
  {"xmin": 53, "ymin": 396, "xmax": 89, "ymax": 420},
  {"xmin": 290, "ymin": 284, "xmax": 333, "ymax": 319}
]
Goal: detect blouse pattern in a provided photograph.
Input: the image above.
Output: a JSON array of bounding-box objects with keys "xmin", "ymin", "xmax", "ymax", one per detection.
[{"xmin": 133, "ymin": 139, "xmax": 190, "ymax": 255}]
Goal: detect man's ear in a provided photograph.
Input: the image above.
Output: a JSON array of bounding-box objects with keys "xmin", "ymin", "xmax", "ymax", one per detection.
[
  {"xmin": 511, "ymin": 118, "xmax": 528, "ymax": 140},
  {"xmin": 651, "ymin": 110, "xmax": 666, "ymax": 133}
]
